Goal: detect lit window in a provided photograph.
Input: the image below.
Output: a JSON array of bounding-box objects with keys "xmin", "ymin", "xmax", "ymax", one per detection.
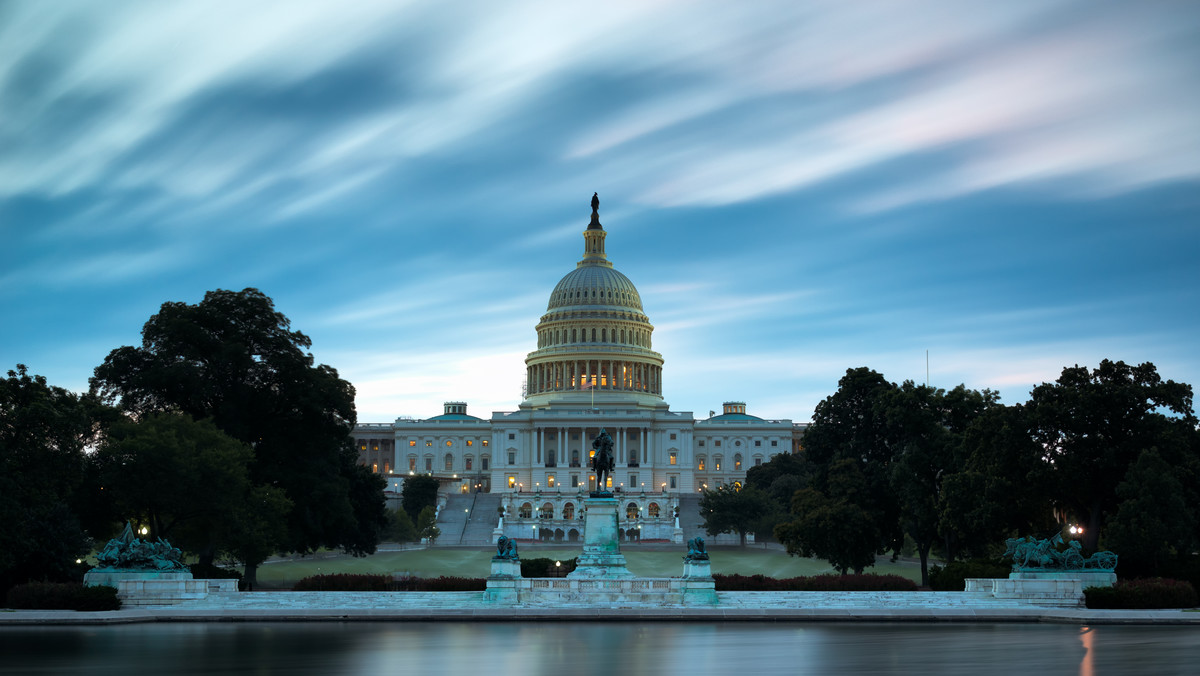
[
  {"xmin": 465, "ymin": 457, "xmax": 473, "ymax": 471},
  {"xmin": 734, "ymin": 454, "xmax": 742, "ymax": 470},
  {"xmin": 669, "ymin": 452, "xmax": 677, "ymax": 466},
  {"xmin": 648, "ymin": 503, "xmax": 660, "ymax": 517},
  {"xmin": 547, "ymin": 475, "xmax": 555, "ymax": 487},
  {"xmin": 360, "ymin": 444, "xmax": 366, "ymax": 451},
  {"xmin": 409, "ymin": 457, "xmax": 416, "ymax": 471},
  {"xmin": 409, "ymin": 440, "xmax": 416, "ymax": 447},
  {"xmin": 508, "ymin": 476, "xmax": 516, "ymax": 488},
  {"xmin": 446, "ymin": 440, "xmax": 453, "ymax": 447},
  {"xmin": 426, "ymin": 441, "xmax": 432, "ymax": 447},
  {"xmin": 373, "ymin": 445, "xmax": 379, "ymax": 451},
  {"xmin": 467, "ymin": 440, "xmax": 473, "ymax": 447},
  {"xmin": 483, "ymin": 440, "xmax": 489, "ymax": 447},
  {"xmin": 697, "ymin": 457, "xmax": 706, "ymax": 471},
  {"xmin": 372, "ymin": 463, "xmax": 378, "ymax": 472}
]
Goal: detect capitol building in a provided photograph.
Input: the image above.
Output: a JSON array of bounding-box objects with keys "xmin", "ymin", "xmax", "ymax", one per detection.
[{"xmin": 354, "ymin": 195, "xmax": 804, "ymax": 542}]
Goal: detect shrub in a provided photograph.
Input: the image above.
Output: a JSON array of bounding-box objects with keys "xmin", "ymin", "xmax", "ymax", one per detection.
[
  {"xmin": 928, "ymin": 560, "xmax": 1011, "ymax": 591},
  {"xmin": 520, "ymin": 557, "xmax": 577, "ymax": 577},
  {"xmin": 5, "ymin": 582, "xmax": 121, "ymax": 611},
  {"xmin": 1085, "ymin": 578, "xmax": 1198, "ymax": 609},
  {"xmin": 292, "ymin": 573, "xmax": 389, "ymax": 592},
  {"xmin": 713, "ymin": 573, "xmax": 916, "ymax": 592}
]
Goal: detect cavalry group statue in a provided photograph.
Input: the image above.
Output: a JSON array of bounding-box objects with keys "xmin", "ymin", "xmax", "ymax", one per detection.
[
  {"xmin": 94, "ymin": 522, "xmax": 189, "ymax": 572},
  {"xmin": 590, "ymin": 428, "xmax": 615, "ymax": 496},
  {"xmin": 1004, "ymin": 534, "xmax": 1118, "ymax": 572}
]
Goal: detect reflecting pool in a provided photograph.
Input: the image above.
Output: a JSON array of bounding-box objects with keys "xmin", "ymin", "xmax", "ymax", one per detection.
[{"xmin": 2, "ymin": 622, "xmax": 1198, "ymax": 676}]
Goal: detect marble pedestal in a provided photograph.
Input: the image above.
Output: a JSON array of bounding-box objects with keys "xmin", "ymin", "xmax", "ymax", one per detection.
[{"xmin": 568, "ymin": 496, "xmax": 634, "ymax": 578}]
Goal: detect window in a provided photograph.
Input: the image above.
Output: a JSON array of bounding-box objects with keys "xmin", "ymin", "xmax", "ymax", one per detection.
[
  {"xmin": 670, "ymin": 476, "xmax": 677, "ymax": 489},
  {"xmin": 670, "ymin": 433, "xmax": 677, "ymax": 440},
  {"xmin": 425, "ymin": 458, "xmax": 432, "ymax": 471},
  {"xmin": 483, "ymin": 440, "xmax": 489, "ymax": 447},
  {"xmin": 563, "ymin": 502, "xmax": 575, "ymax": 519},
  {"xmin": 754, "ymin": 440, "xmax": 761, "ymax": 447},
  {"xmin": 409, "ymin": 440, "xmax": 417, "ymax": 447},
  {"xmin": 648, "ymin": 502, "xmax": 660, "ymax": 517},
  {"xmin": 629, "ymin": 474, "xmax": 637, "ymax": 487},
  {"xmin": 735, "ymin": 440, "xmax": 741, "ymax": 447},
  {"xmin": 669, "ymin": 451, "xmax": 677, "ymax": 466},
  {"xmin": 698, "ymin": 440, "xmax": 705, "ymax": 447},
  {"xmin": 360, "ymin": 444, "xmax": 366, "ymax": 451},
  {"xmin": 508, "ymin": 476, "xmax": 516, "ymax": 489},
  {"xmin": 465, "ymin": 457, "xmax": 473, "ymax": 471},
  {"xmin": 547, "ymin": 475, "xmax": 555, "ymax": 487},
  {"xmin": 541, "ymin": 502, "xmax": 553, "ymax": 519},
  {"xmin": 426, "ymin": 441, "xmax": 432, "ymax": 447},
  {"xmin": 373, "ymin": 444, "xmax": 379, "ymax": 451},
  {"xmin": 371, "ymin": 463, "xmax": 378, "ymax": 472},
  {"xmin": 444, "ymin": 454, "xmax": 453, "ymax": 471},
  {"xmin": 508, "ymin": 433, "xmax": 515, "ymax": 440},
  {"xmin": 519, "ymin": 502, "xmax": 532, "ymax": 518},
  {"xmin": 754, "ymin": 456, "xmax": 762, "ymax": 467},
  {"xmin": 571, "ymin": 434, "xmax": 578, "ymax": 440},
  {"xmin": 734, "ymin": 454, "xmax": 742, "ymax": 471},
  {"xmin": 715, "ymin": 457, "xmax": 722, "ymax": 471},
  {"xmin": 408, "ymin": 457, "xmax": 416, "ymax": 471},
  {"xmin": 571, "ymin": 450, "xmax": 580, "ymax": 467},
  {"xmin": 467, "ymin": 440, "xmax": 473, "ymax": 447},
  {"xmin": 715, "ymin": 440, "xmax": 721, "ymax": 447},
  {"xmin": 571, "ymin": 475, "xmax": 579, "ymax": 488},
  {"xmin": 626, "ymin": 503, "xmax": 638, "ymax": 519},
  {"xmin": 508, "ymin": 452, "xmax": 516, "ymax": 465},
  {"xmin": 771, "ymin": 440, "xmax": 778, "ymax": 447},
  {"xmin": 481, "ymin": 457, "xmax": 489, "ymax": 470},
  {"xmin": 445, "ymin": 440, "xmax": 453, "ymax": 447},
  {"xmin": 697, "ymin": 456, "xmax": 706, "ymax": 471}
]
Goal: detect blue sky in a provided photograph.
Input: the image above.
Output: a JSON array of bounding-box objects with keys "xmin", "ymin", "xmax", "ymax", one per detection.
[{"xmin": 2, "ymin": 0, "xmax": 1198, "ymax": 423}]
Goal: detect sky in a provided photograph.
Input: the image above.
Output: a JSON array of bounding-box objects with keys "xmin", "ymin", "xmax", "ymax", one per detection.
[{"xmin": 2, "ymin": 0, "xmax": 1198, "ymax": 424}]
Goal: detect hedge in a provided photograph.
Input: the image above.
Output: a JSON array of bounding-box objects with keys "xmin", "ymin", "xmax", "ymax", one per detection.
[
  {"xmin": 1084, "ymin": 578, "xmax": 1198, "ymax": 609},
  {"xmin": 928, "ymin": 560, "xmax": 1012, "ymax": 591},
  {"xmin": 714, "ymin": 573, "xmax": 917, "ymax": 592},
  {"xmin": 5, "ymin": 582, "xmax": 121, "ymax": 611},
  {"xmin": 293, "ymin": 573, "xmax": 389, "ymax": 591}
]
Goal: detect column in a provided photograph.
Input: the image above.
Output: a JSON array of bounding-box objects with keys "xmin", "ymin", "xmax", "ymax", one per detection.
[
  {"xmin": 537, "ymin": 427, "xmax": 543, "ymax": 464},
  {"xmin": 641, "ymin": 428, "xmax": 647, "ymax": 465}
]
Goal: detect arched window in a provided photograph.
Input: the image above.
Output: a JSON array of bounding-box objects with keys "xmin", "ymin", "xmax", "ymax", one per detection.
[
  {"xmin": 519, "ymin": 502, "xmax": 532, "ymax": 518},
  {"xmin": 715, "ymin": 456, "xmax": 722, "ymax": 472},
  {"xmin": 734, "ymin": 454, "xmax": 742, "ymax": 471},
  {"xmin": 697, "ymin": 456, "xmax": 706, "ymax": 471},
  {"xmin": 408, "ymin": 456, "xmax": 416, "ymax": 472},
  {"xmin": 563, "ymin": 502, "xmax": 575, "ymax": 520},
  {"xmin": 444, "ymin": 454, "xmax": 453, "ymax": 471},
  {"xmin": 541, "ymin": 502, "xmax": 554, "ymax": 519},
  {"xmin": 626, "ymin": 503, "xmax": 639, "ymax": 519},
  {"xmin": 648, "ymin": 502, "xmax": 660, "ymax": 517}
]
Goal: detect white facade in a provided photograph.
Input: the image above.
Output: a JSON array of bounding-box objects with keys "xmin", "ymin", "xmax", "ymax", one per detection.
[{"xmin": 353, "ymin": 196, "xmax": 804, "ymax": 516}]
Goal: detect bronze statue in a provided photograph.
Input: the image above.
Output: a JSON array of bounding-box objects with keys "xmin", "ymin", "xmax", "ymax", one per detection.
[
  {"xmin": 591, "ymin": 192, "xmax": 599, "ymax": 214},
  {"xmin": 495, "ymin": 535, "xmax": 519, "ymax": 560},
  {"xmin": 685, "ymin": 537, "xmax": 709, "ymax": 561},
  {"xmin": 590, "ymin": 428, "xmax": 615, "ymax": 495}
]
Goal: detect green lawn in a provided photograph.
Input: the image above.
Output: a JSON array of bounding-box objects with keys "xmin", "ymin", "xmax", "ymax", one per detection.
[{"xmin": 254, "ymin": 546, "xmax": 923, "ymax": 587}]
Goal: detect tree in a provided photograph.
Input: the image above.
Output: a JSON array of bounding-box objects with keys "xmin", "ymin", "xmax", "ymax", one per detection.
[
  {"xmin": 700, "ymin": 483, "xmax": 772, "ymax": 546},
  {"xmin": 774, "ymin": 459, "xmax": 883, "ymax": 574},
  {"xmin": 0, "ymin": 366, "xmax": 108, "ymax": 592},
  {"xmin": 794, "ymin": 368, "xmax": 903, "ymax": 558},
  {"xmin": 383, "ymin": 507, "xmax": 419, "ymax": 543},
  {"xmin": 416, "ymin": 506, "xmax": 440, "ymax": 545},
  {"xmin": 90, "ymin": 288, "xmax": 385, "ymax": 580},
  {"xmin": 1105, "ymin": 449, "xmax": 1197, "ymax": 578},
  {"xmin": 401, "ymin": 475, "xmax": 441, "ymax": 522},
  {"xmin": 1024, "ymin": 360, "xmax": 1196, "ymax": 550},
  {"xmin": 91, "ymin": 413, "xmax": 291, "ymax": 577}
]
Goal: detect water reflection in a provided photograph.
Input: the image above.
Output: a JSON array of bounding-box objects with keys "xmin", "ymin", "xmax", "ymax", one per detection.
[{"xmin": 1, "ymin": 622, "xmax": 1197, "ymax": 676}]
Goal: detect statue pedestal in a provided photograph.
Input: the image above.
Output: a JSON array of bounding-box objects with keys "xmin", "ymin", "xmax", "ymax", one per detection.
[
  {"xmin": 485, "ymin": 558, "xmax": 522, "ymax": 604},
  {"xmin": 682, "ymin": 559, "xmax": 712, "ymax": 579},
  {"xmin": 1010, "ymin": 569, "xmax": 1117, "ymax": 588},
  {"xmin": 84, "ymin": 569, "xmax": 192, "ymax": 588},
  {"xmin": 568, "ymin": 497, "xmax": 633, "ymax": 578}
]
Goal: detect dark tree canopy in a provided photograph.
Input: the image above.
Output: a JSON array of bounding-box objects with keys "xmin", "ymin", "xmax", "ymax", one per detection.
[
  {"xmin": 0, "ymin": 366, "xmax": 110, "ymax": 591},
  {"xmin": 700, "ymin": 483, "xmax": 772, "ymax": 546},
  {"xmin": 90, "ymin": 288, "xmax": 385, "ymax": 567},
  {"xmin": 401, "ymin": 474, "xmax": 441, "ymax": 522},
  {"xmin": 1024, "ymin": 359, "xmax": 1196, "ymax": 550}
]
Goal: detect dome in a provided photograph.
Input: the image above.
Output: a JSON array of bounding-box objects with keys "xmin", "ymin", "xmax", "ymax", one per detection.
[{"xmin": 547, "ymin": 265, "xmax": 643, "ymax": 312}]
